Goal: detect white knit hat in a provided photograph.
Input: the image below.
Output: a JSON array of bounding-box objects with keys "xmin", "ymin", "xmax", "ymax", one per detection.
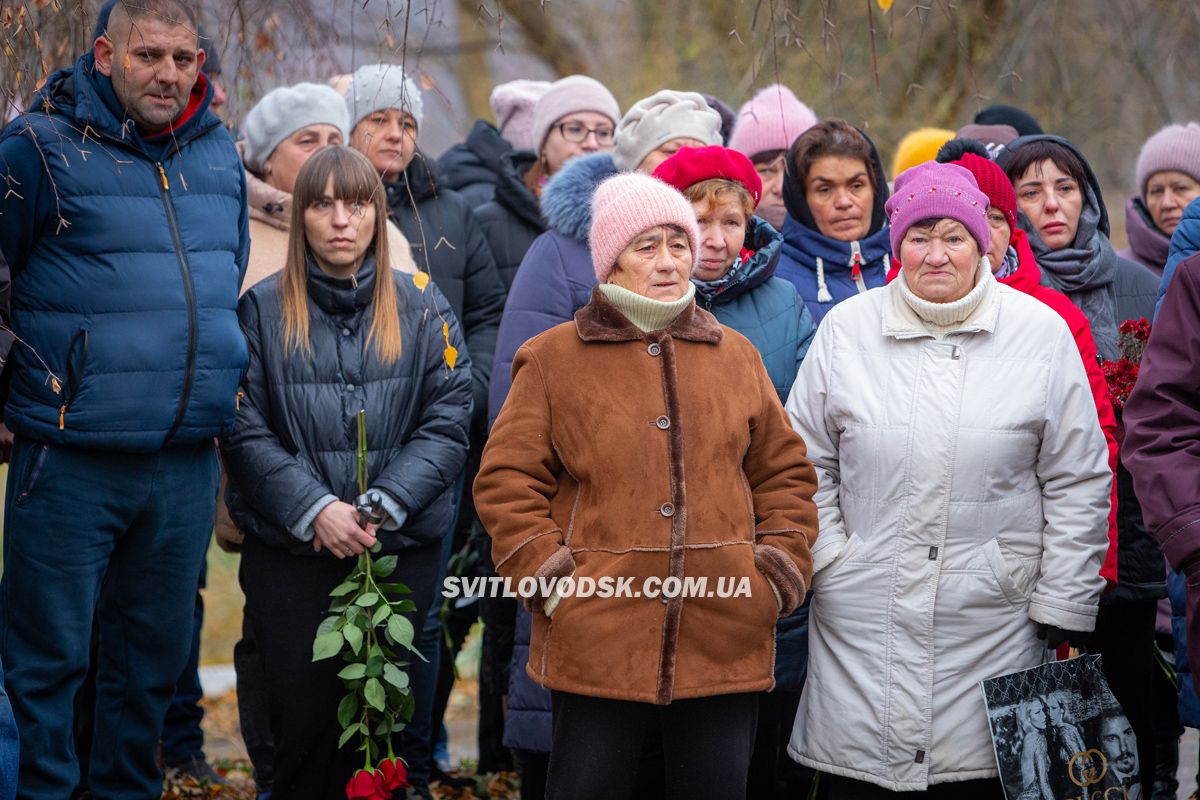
[
  {"xmin": 242, "ymin": 83, "xmax": 349, "ymax": 174},
  {"xmin": 612, "ymin": 90, "xmax": 723, "ymax": 172},
  {"xmin": 345, "ymin": 63, "xmax": 424, "ymax": 132}
]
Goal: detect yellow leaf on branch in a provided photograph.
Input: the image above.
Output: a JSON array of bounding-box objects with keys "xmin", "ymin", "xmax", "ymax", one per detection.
[
  {"xmin": 877, "ymin": 0, "xmax": 894, "ymax": 10},
  {"xmin": 412, "ymin": 271, "xmax": 429, "ymax": 290},
  {"xmin": 443, "ymin": 345, "xmax": 458, "ymax": 370}
]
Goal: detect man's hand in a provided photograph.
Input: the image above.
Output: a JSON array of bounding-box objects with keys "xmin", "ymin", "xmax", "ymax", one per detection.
[
  {"xmin": 0, "ymin": 422, "xmax": 14, "ymax": 465},
  {"xmin": 312, "ymin": 501, "xmax": 377, "ymax": 558}
]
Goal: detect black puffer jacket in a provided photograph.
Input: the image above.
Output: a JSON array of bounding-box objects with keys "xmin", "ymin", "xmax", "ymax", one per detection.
[
  {"xmin": 436, "ymin": 120, "xmax": 513, "ymax": 208},
  {"xmin": 221, "ymin": 256, "xmax": 473, "ymax": 555},
  {"xmin": 386, "ymin": 153, "xmax": 506, "ymax": 432},
  {"xmin": 474, "ymin": 151, "xmax": 546, "ymax": 291}
]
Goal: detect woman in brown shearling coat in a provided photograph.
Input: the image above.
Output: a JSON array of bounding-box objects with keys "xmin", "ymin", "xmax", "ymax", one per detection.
[{"xmin": 474, "ymin": 172, "xmax": 819, "ymax": 800}]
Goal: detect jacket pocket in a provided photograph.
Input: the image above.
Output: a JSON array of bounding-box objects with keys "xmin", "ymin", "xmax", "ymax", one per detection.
[
  {"xmin": 14, "ymin": 443, "xmax": 50, "ymax": 505},
  {"xmin": 980, "ymin": 538, "xmax": 1035, "ymax": 610},
  {"xmin": 58, "ymin": 323, "xmax": 91, "ymax": 430}
]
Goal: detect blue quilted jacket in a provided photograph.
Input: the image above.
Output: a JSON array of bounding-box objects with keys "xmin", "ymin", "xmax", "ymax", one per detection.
[
  {"xmin": 0, "ymin": 54, "xmax": 249, "ymax": 450},
  {"xmin": 694, "ymin": 217, "xmax": 815, "ymax": 403}
]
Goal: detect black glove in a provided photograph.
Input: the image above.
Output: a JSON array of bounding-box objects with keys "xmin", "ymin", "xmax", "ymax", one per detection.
[{"xmin": 1036, "ymin": 623, "xmax": 1089, "ymax": 650}]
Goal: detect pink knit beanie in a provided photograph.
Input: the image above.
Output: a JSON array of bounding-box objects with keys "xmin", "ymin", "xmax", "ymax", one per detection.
[
  {"xmin": 589, "ymin": 174, "xmax": 700, "ymax": 282},
  {"xmin": 489, "ymin": 79, "xmax": 552, "ymax": 150},
  {"xmin": 885, "ymin": 161, "xmax": 990, "ymax": 257},
  {"xmin": 728, "ymin": 84, "xmax": 817, "ymax": 159},
  {"xmin": 529, "ymin": 75, "xmax": 621, "ymax": 154},
  {"xmin": 1135, "ymin": 122, "xmax": 1200, "ymax": 197}
]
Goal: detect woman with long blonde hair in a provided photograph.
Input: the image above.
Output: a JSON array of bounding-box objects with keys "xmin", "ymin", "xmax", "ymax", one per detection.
[{"xmin": 220, "ymin": 145, "xmax": 473, "ymax": 799}]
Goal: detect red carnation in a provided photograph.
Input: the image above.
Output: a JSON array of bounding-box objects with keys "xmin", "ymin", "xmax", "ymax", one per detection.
[{"xmin": 377, "ymin": 757, "xmax": 410, "ymax": 791}]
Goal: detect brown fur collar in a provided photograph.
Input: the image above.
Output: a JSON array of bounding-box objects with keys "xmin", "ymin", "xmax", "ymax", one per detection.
[{"xmin": 574, "ymin": 286, "xmax": 724, "ymax": 344}]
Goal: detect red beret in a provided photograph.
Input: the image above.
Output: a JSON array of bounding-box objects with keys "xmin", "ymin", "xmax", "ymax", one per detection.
[{"xmin": 652, "ymin": 145, "xmax": 763, "ymax": 209}]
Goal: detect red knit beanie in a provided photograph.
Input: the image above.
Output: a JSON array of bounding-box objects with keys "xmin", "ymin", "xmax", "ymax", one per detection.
[
  {"xmin": 952, "ymin": 151, "xmax": 1017, "ymax": 229},
  {"xmin": 652, "ymin": 145, "xmax": 763, "ymax": 208}
]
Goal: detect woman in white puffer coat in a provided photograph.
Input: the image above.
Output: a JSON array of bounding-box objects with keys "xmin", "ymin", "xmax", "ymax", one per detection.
[{"xmin": 784, "ymin": 161, "xmax": 1112, "ymax": 798}]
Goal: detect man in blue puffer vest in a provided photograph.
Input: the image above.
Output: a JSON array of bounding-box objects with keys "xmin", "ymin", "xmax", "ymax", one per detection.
[{"xmin": 0, "ymin": 0, "xmax": 248, "ymax": 796}]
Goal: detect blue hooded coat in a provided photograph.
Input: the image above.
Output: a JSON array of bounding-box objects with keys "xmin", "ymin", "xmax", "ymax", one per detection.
[
  {"xmin": 774, "ymin": 128, "xmax": 892, "ymax": 325},
  {"xmin": 694, "ymin": 217, "xmax": 815, "ymax": 402}
]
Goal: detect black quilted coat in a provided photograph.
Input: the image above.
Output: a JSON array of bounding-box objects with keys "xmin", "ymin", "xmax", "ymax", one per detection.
[{"xmin": 221, "ymin": 255, "xmax": 473, "ymax": 555}]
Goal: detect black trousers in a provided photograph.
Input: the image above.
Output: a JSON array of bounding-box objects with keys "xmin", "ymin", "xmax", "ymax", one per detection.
[
  {"xmin": 1087, "ymin": 596, "xmax": 1158, "ymax": 799},
  {"xmin": 545, "ymin": 690, "xmax": 757, "ymax": 800},
  {"xmin": 240, "ymin": 536, "xmax": 442, "ymax": 800},
  {"xmin": 823, "ymin": 775, "xmax": 1006, "ymax": 799},
  {"xmin": 748, "ymin": 689, "xmax": 806, "ymax": 798}
]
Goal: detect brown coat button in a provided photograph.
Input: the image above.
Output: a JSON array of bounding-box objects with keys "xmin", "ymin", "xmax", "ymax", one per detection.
[
  {"xmin": 660, "ymin": 503, "xmax": 675, "ymax": 517},
  {"xmin": 647, "ymin": 343, "xmax": 662, "ymax": 356},
  {"xmin": 656, "ymin": 416, "xmax": 670, "ymax": 430}
]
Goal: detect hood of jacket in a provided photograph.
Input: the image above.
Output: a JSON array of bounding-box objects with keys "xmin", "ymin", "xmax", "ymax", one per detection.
[
  {"xmin": 494, "ymin": 150, "xmax": 546, "ymax": 233},
  {"xmin": 1122, "ymin": 195, "xmax": 1170, "ymax": 274},
  {"xmin": 540, "ymin": 152, "xmax": 619, "ymax": 244},
  {"xmin": 999, "ymin": 134, "xmax": 1111, "ymax": 236},
  {"xmin": 694, "ymin": 216, "xmax": 783, "ymax": 307},
  {"xmin": 781, "ymin": 125, "xmax": 891, "ymax": 237},
  {"xmin": 437, "ymin": 119, "xmax": 512, "ymax": 193},
  {"xmin": 35, "ymin": 52, "xmax": 218, "ymax": 153},
  {"xmin": 779, "ymin": 212, "xmax": 892, "ymax": 276},
  {"xmin": 385, "ymin": 149, "xmax": 442, "ymax": 209},
  {"xmin": 238, "ymin": 141, "xmax": 292, "ymax": 231}
]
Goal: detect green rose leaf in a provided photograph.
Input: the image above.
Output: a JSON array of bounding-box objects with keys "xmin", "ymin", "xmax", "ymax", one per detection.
[
  {"xmin": 336, "ymin": 692, "xmax": 359, "ymax": 727},
  {"xmin": 337, "ymin": 723, "xmax": 360, "ymax": 748},
  {"xmin": 355, "ymin": 592, "xmax": 379, "ymax": 607},
  {"xmin": 312, "ymin": 630, "xmax": 344, "ymax": 662},
  {"xmin": 365, "ymin": 677, "xmax": 386, "ymax": 712},
  {"xmin": 387, "ymin": 615, "xmax": 415, "ymax": 648},
  {"xmin": 371, "ymin": 555, "xmax": 398, "ymax": 577},
  {"xmin": 383, "ymin": 663, "xmax": 409, "ymax": 690},
  {"xmin": 329, "ymin": 580, "xmax": 358, "ymax": 597},
  {"xmin": 338, "ymin": 663, "xmax": 367, "ymax": 680},
  {"xmin": 371, "ymin": 604, "xmax": 392, "ymax": 626},
  {"xmin": 344, "ymin": 623, "xmax": 364, "ymax": 655}
]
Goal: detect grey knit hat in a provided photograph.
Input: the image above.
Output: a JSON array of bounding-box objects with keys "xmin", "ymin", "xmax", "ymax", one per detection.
[
  {"xmin": 345, "ymin": 63, "xmax": 424, "ymax": 132},
  {"xmin": 242, "ymin": 83, "xmax": 350, "ymax": 173},
  {"xmin": 612, "ymin": 90, "xmax": 723, "ymax": 172}
]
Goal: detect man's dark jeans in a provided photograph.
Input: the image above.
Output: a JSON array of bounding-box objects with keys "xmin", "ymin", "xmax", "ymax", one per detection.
[{"xmin": 0, "ymin": 438, "xmax": 218, "ymax": 800}]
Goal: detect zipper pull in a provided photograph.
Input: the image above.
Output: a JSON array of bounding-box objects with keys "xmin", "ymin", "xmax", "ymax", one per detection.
[
  {"xmin": 236, "ymin": 390, "xmax": 244, "ymax": 411},
  {"xmin": 59, "ymin": 403, "xmax": 66, "ymax": 430},
  {"xmin": 157, "ymin": 163, "xmax": 169, "ymax": 191}
]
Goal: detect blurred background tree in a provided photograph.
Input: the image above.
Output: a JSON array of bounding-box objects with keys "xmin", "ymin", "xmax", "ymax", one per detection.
[{"xmin": 3, "ymin": 0, "xmax": 1199, "ymax": 224}]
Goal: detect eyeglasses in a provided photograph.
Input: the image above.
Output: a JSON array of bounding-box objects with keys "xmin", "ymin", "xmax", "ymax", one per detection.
[{"xmin": 553, "ymin": 121, "xmax": 615, "ymax": 145}]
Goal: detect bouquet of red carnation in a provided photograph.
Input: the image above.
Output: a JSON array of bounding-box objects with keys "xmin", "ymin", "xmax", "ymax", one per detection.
[{"xmin": 1102, "ymin": 317, "xmax": 1151, "ymax": 412}]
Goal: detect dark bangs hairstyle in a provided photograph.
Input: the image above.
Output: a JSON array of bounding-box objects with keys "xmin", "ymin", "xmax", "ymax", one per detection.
[
  {"xmin": 1002, "ymin": 140, "xmax": 1089, "ymax": 195},
  {"xmin": 279, "ymin": 145, "xmax": 402, "ymax": 362}
]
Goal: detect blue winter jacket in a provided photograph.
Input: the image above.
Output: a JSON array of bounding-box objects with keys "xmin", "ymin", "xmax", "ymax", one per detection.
[
  {"xmin": 1155, "ymin": 196, "xmax": 1200, "ymax": 320},
  {"xmin": 0, "ymin": 54, "xmax": 249, "ymax": 450},
  {"xmin": 694, "ymin": 217, "xmax": 815, "ymax": 403},
  {"xmin": 773, "ymin": 126, "xmax": 892, "ymax": 326},
  {"xmin": 775, "ymin": 217, "xmax": 891, "ymax": 327},
  {"xmin": 487, "ymin": 152, "xmax": 615, "ymax": 427},
  {"xmin": 488, "ymin": 152, "xmax": 617, "ymax": 753}
]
